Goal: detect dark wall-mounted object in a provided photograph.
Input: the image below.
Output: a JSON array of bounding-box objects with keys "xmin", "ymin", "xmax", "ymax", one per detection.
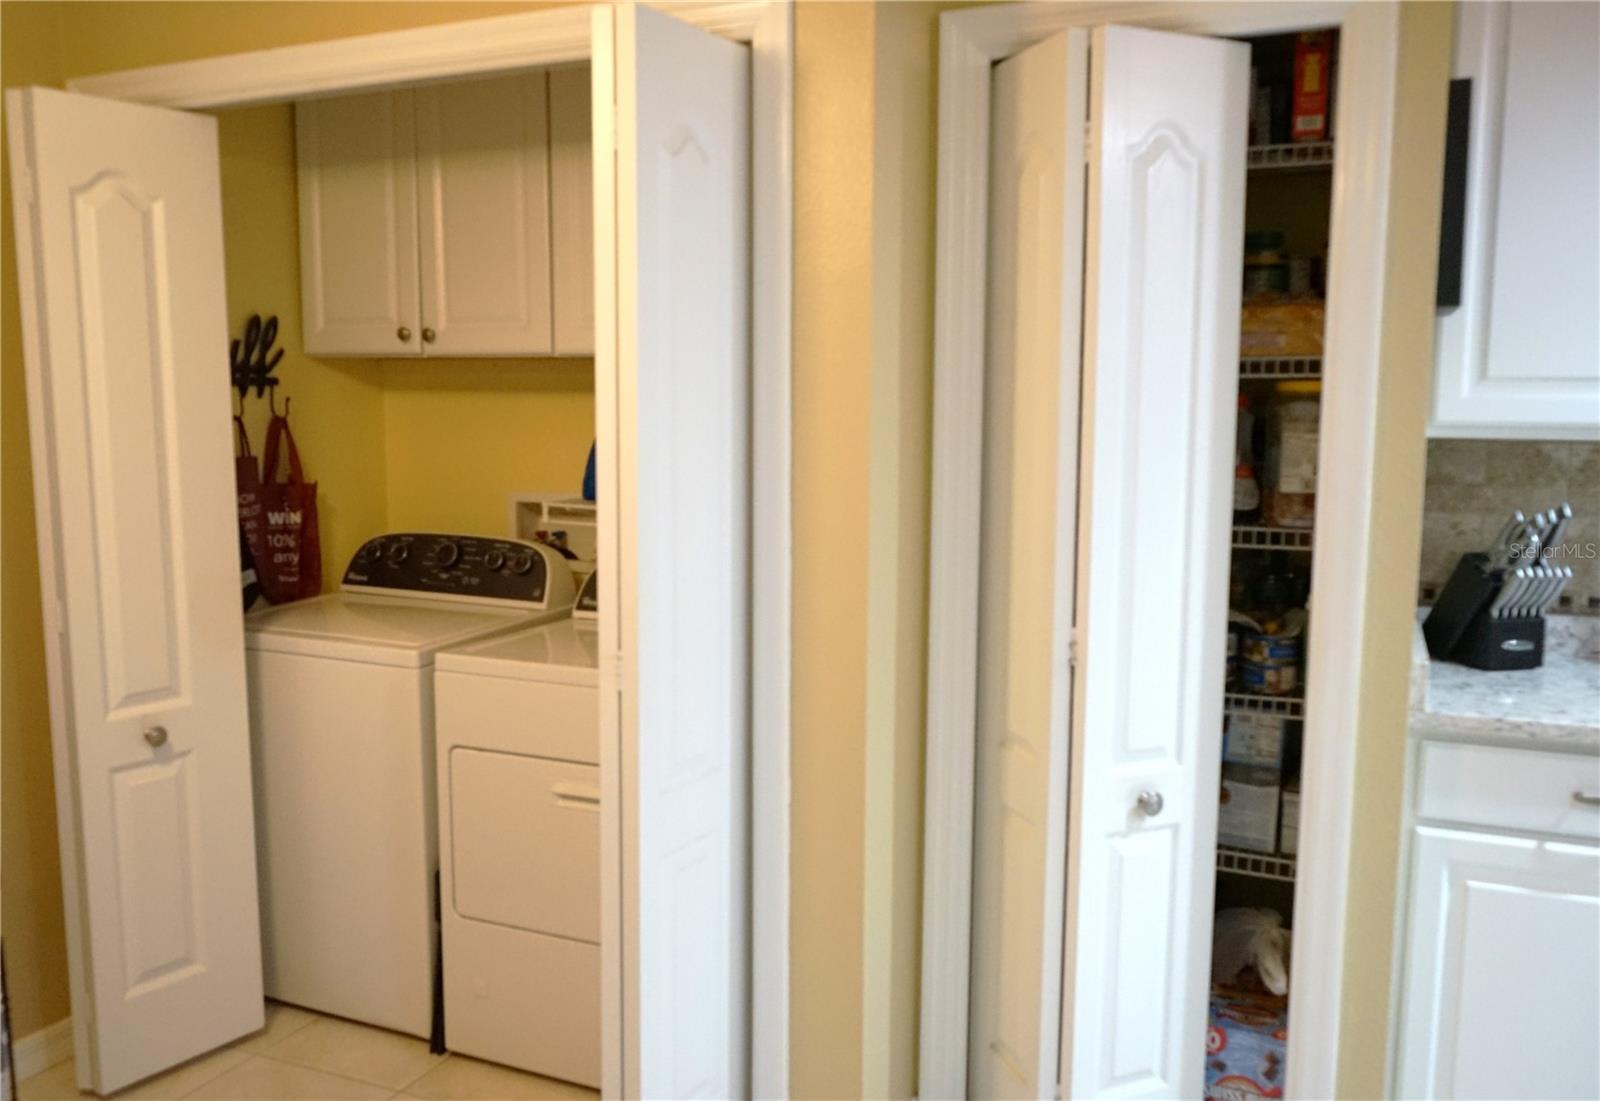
[{"xmin": 1436, "ymin": 78, "xmax": 1472, "ymax": 310}]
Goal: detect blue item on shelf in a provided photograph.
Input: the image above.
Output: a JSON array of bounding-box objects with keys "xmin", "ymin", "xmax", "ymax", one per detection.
[{"xmin": 582, "ymin": 441, "xmax": 597, "ymax": 502}]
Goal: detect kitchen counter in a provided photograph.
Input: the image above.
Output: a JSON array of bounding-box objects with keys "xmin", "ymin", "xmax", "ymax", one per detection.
[{"xmin": 1412, "ymin": 609, "xmax": 1600, "ymax": 751}]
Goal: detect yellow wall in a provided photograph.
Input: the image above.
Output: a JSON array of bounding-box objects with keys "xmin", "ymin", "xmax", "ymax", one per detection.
[
  {"xmin": 1, "ymin": 0, "xmax": 73, "ymax": 1041},
  {"xmin": 380, "ymin": 361, "xmax": 594, "ymax": 534},
  {"xmin": 789, "ymin": 5, "xmax": 874, "ymax": 1093},
  {"xmin": 1337, "ymin": 4, "xmax": 1453, "ymax": 1097},
  {"xmin": 215, "ymin": 102, "xmax": 390, "ymax": 584}
]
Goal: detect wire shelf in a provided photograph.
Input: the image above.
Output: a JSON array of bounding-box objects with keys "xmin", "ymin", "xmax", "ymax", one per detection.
[
  {"xmin": 1225, "ymin": 692, "xmax": 1305, "ymax": 719},
  {"xmin": 1239, "ymin": 357, "xmax": 1322, "ymax": 380},
  {"xmin": 1232, "ymin": 525, "xmax": 1314, "ymax": 551},
  {"xmin": 1217, "ymin": 846, "xmax": 1298, "ymax": 883},
  {"xmin": 1248, "ymin": 141, "xmax": 1335, "ymax": 171}
]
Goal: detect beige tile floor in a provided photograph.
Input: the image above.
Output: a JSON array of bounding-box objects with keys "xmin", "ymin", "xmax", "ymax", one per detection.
[{"xmin": 19, "ymin": 1002, "xmax": 598, "ymax": 1101}]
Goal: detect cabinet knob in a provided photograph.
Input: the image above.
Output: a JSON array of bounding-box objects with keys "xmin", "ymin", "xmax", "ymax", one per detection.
[
  {"xmin": 422, "ymin": 327, "xmax": 436, "ymax": 344},
  {"xmin": 143, "ymin": 725, "xmax": 169, "ymax": 748},
  {"xmin": 397, "ymin": 326, "xmax": 412, "ymax": 343},
  {"xmin": 1136, "ymin": 789, "xmax": 1164, "ymax": 817}
]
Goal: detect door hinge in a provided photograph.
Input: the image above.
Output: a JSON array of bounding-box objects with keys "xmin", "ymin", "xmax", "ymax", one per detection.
[{"xmin": 1068, "ymin": 631, "xmax": 1079, "ymax": 668}]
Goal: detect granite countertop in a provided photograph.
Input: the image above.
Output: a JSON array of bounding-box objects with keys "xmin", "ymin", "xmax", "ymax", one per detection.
[{"xmin": 1412, "ymin": 609, "xmax": 1600, "ymax": 751}]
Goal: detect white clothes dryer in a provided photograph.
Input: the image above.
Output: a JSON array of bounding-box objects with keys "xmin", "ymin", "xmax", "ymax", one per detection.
[
  {"xmin": 433, "ymin": 569, "xmax": 601, "ymax": 1086},
  {"xmin": 244, "ymin": 534, "xmax": 575, "ymax": 1040}
]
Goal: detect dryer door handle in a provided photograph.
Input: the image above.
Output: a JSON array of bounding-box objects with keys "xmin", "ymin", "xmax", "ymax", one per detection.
[{"xmin": 552, "ymin": 782, "xmax": 601, "ymax": 809}]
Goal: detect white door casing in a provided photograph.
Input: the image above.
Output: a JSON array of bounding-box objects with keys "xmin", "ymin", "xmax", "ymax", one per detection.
[
  {"xmin": 1062, "ymin": 25, "xmax": 1246, "ymax": 1100},
  {"xmin": 968, "ymin": 26, "xmax": 1086, "ymax": 1100},
  {"xmin": 5, "ymin": 85, "xmax": 265, "ymax": 1094},
  {"xmin": 295, "ymin": 88, "xmax": 422, "ymax": 357},
  {"xmin": 595, "ymin": 5, "xmax": 752, "ymax": 1097},
  {"xmin": 415, "ymin": 70, "xmax": 555, "ymax": 356}
]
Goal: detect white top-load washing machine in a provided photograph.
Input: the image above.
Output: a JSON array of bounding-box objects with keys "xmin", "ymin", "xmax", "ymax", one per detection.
[
  {"xmin": 245, "ymin": 533, "xmax": 575, "ymax": 1040},
  {"xmin": 434, "ymin": 569, "xmax": 601, "ymax": 1087}
]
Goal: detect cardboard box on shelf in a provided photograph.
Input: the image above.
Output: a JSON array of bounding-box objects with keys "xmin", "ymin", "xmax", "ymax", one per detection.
[
  {"xmin": 1291, "ymin": 31, "xmax": 1331, "ymax": 142},
  {"xmin": 1224, "ymin": 712, "xmax": 1287, "ymax": 769},
  {"xmin": 1219, "ymin": 764, "xmax": 1281, "ymax": 853},
  {"xmin": 1279, "ymin": 782, "xmax": 1301, "ymax": 856},
  {"xmin": 1241, "ymin": 299, "xmax": 1325, "ymax": 358}
]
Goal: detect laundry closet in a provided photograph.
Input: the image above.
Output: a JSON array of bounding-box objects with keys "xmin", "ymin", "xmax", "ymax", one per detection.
[
  {"xmin": 6, "ymin": 5, "xmax": 763, "ymax": 1097},
  {"xmin": 232, "ymin": 60, "xmax": 607, "ymax": 1089}
]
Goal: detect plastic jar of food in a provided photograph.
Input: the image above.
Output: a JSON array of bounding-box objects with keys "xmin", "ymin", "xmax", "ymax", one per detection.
[{"xmin": 1266, "ymin": 381, "xmax": 1319, "ymax": 528}]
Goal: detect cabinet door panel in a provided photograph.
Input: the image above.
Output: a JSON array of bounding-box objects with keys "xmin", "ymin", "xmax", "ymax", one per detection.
[
  {"xmin": 550, "ymin": 66, "xmax": 596, "ymax": 356},
  {"xmin": 1431, "ymin": 1, "xmax": 1600, "ymax": 439},
  {"xmin": 416, "ymin": 72, "xmax": 554, "ymax": 357},
  {"xmin": 1397, "ymin": 825, "xmax": 1600, "ymax": 1099},
  {"xmin": 296, "ymin": 90, "xmax": 421, "ymax": 356}
]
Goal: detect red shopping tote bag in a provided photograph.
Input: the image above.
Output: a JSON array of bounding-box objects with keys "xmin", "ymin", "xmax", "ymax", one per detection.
[
  {"xmin": 235, "ymin": 416, "xmax": 265, "ymax": 560},
  {"xmin": 256, "ymin": 412, "xmax": 322, "ymax": 603}
]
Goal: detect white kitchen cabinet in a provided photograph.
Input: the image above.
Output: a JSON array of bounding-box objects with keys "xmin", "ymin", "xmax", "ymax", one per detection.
[
  {"xmin": 1431, "ymin": 1, "xmax": 1600, "ymax": 440},
  {"xmin": 415, "ymin": 72, "xmax": 553, "ymax": 356},
  {"xmin": 549, "ymin": 66, "xmax": 595, "ymax": 355},
  {"xmin": 296, "ymin": 88, "xmax": 422, "ymax": 356},
  {"xmin": 298, "ymin": 70, "xmax": 593, "ymax": 358},
  {"xmin": 1396, "ymin": 765, "xmax": 1600, "ymax": 1099}
]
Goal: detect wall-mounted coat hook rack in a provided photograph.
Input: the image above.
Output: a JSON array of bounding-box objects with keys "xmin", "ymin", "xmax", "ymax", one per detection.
[{"xmin": 230, "ymin": 313, "xmax": 284, "ymax": 399}]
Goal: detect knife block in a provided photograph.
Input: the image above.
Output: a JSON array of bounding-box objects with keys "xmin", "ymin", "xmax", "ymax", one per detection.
[{"xmin": 1423, "ymin": 553, "xmax": 1545, "ymax": 671}]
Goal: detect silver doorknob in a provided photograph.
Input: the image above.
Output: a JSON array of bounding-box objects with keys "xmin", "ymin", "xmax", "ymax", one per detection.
[
  {"xmin": 1136, "ymin": 789, "xmax": 1164, "ymax": 817},
  {"xmin": 397, "ymin": 326, "xmax": 413, "ymax": 342},
  {"xmin": 144, "ymin": 725, "xmax": 169, "ymax": 748},
  {"xmin": 421, "ymin": 327, "xmax": 436, "ymax": 344}
]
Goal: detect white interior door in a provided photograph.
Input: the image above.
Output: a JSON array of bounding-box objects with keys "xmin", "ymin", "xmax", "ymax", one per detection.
[
  {"xmin": 5, "ymin": 86, "xmax": 264, "ymax": 1094},
  {"xmin": 594, "ymin": 6, "xmax": 751, "ymax": 1098},
  {"xmin": 1061, "ymin": 26, "xmax": 1246, "ymax": 1100},
  {"xmin": 968, "ymin": 27, "xmax": 1086, "ymax": 1101}
]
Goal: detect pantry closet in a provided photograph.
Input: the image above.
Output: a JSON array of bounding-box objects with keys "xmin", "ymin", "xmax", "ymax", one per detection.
[
  {"xmin": 919, "ymin": 4, "xmax": 1403, "ymax": 1100},
  {"xmin": 5, "ymin": 5, "xmax": 791, "ymax": 1098}
]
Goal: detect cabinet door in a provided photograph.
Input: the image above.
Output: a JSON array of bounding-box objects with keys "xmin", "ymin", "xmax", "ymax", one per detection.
[
  {"xmin": 550, "ymin": 66, "xmax": 596, "ymax": 356},
  {"xmin": 415, "ymin": 71, "xmax": 554, "ymax": 356},
  {"xmin": 1397, "ymin": 825, "xmax": 1600, "ymax": 1099},
  {"xmin": 1431, "ymin": 1, "xmax": 1600, "ymax": 440},
  {"xmin": 296, "ymin": 89, "xmax": 422, "ymax": 356}
]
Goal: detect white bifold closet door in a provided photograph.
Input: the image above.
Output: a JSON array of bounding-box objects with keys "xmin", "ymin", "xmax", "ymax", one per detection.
[
  {"xmin": 966, "ymin": 24, "xmax": 1245, "ymax": 1101},
  {"xmin": 4, "ymin": 86, "xmax": 264, "ymax": 1094},
  {"xmin": 968, "ymin": 26, "xmax": 1086, "ymax": 1101},
  {"xmin": 593, "ymin": 5, "xmax": 751, "ymax": 1099}
]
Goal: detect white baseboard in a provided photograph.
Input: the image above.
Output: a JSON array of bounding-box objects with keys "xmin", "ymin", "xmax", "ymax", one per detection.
[{"xmin": 11, "ymin": 1017, "xmax": 73, "ymax": 1083}]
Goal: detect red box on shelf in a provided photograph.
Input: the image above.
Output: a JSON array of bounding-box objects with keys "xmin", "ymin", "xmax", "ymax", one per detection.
[{"xmin": 1291, "ymin": 32, "xmax": 1331, "ymax": 142}]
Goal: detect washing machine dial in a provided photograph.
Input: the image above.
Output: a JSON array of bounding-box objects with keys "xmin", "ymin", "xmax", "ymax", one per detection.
[
  {"xmin": 358, "ymin": 540, "xmax": 384, "ymax": 563},
  {"xmin": 434, "ymin": 540, "xmax": 460, "ymax": 568},
  {"xmin": 509, "ymin": 552, "xmax": 534, "ymax": 576},
  {"xmin": 387, "ymin": 543, "xmax": 410, "ymax": 566},
  {"xmin": 484, "ymin": 549, "xmax": 506, "ymax": 571}
]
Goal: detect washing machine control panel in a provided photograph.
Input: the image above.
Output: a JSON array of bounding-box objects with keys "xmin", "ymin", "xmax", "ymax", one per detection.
[{"xmin": 342, "ymin": 534, "xmax": 576, "ymax": 609}]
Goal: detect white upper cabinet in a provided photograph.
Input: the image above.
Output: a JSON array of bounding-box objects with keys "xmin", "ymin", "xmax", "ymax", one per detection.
[
  {"xmin": 297, "ymin": 70, "xmax": 593, "ymax": 358},
  {"xmin": 296, "ymin": 89, "xmax": 422, "ymax": 356},
  {"xmin": 416, "ymin": 72, "xmax": 553, "ymax": 356},
  {"xmin": 549, "ymin": 66, "xmax": 595, "ymax": 355},
  {"xmin": 1432, "ymin": 1, "xmax": 1600, "ymax": 439}
]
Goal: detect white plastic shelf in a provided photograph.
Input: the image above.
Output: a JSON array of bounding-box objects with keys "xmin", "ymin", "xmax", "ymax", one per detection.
[
  {"xmin": 1248, "ymin": 141, "xmax": 1334, "ymax": 171},
  {"xmin": 1225, "ymin": 692, "xmax": 1305, "ymax": 720},
  {"xmin": 1217, "ymin": 846, "xmax": 1297, "ymax": 883},
  {"xmin": 1239, "ymin": 356, "xmax": 1321, "ymax": 380},
  {"xmin": 1232, "ymin": 525, "xmax": 1314, "ymax": 551}
]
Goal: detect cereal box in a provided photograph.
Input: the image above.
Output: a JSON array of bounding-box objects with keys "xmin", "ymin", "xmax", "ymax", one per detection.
[{"xmin": 1206, "ymin": 988, "xmax": 1289, "ymax": 1100}]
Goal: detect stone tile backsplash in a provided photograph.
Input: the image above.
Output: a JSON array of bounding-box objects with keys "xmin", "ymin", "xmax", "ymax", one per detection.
[{"xmin": 1419, "ymin": 439, "xmax": 1600, "ymax": 613}]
